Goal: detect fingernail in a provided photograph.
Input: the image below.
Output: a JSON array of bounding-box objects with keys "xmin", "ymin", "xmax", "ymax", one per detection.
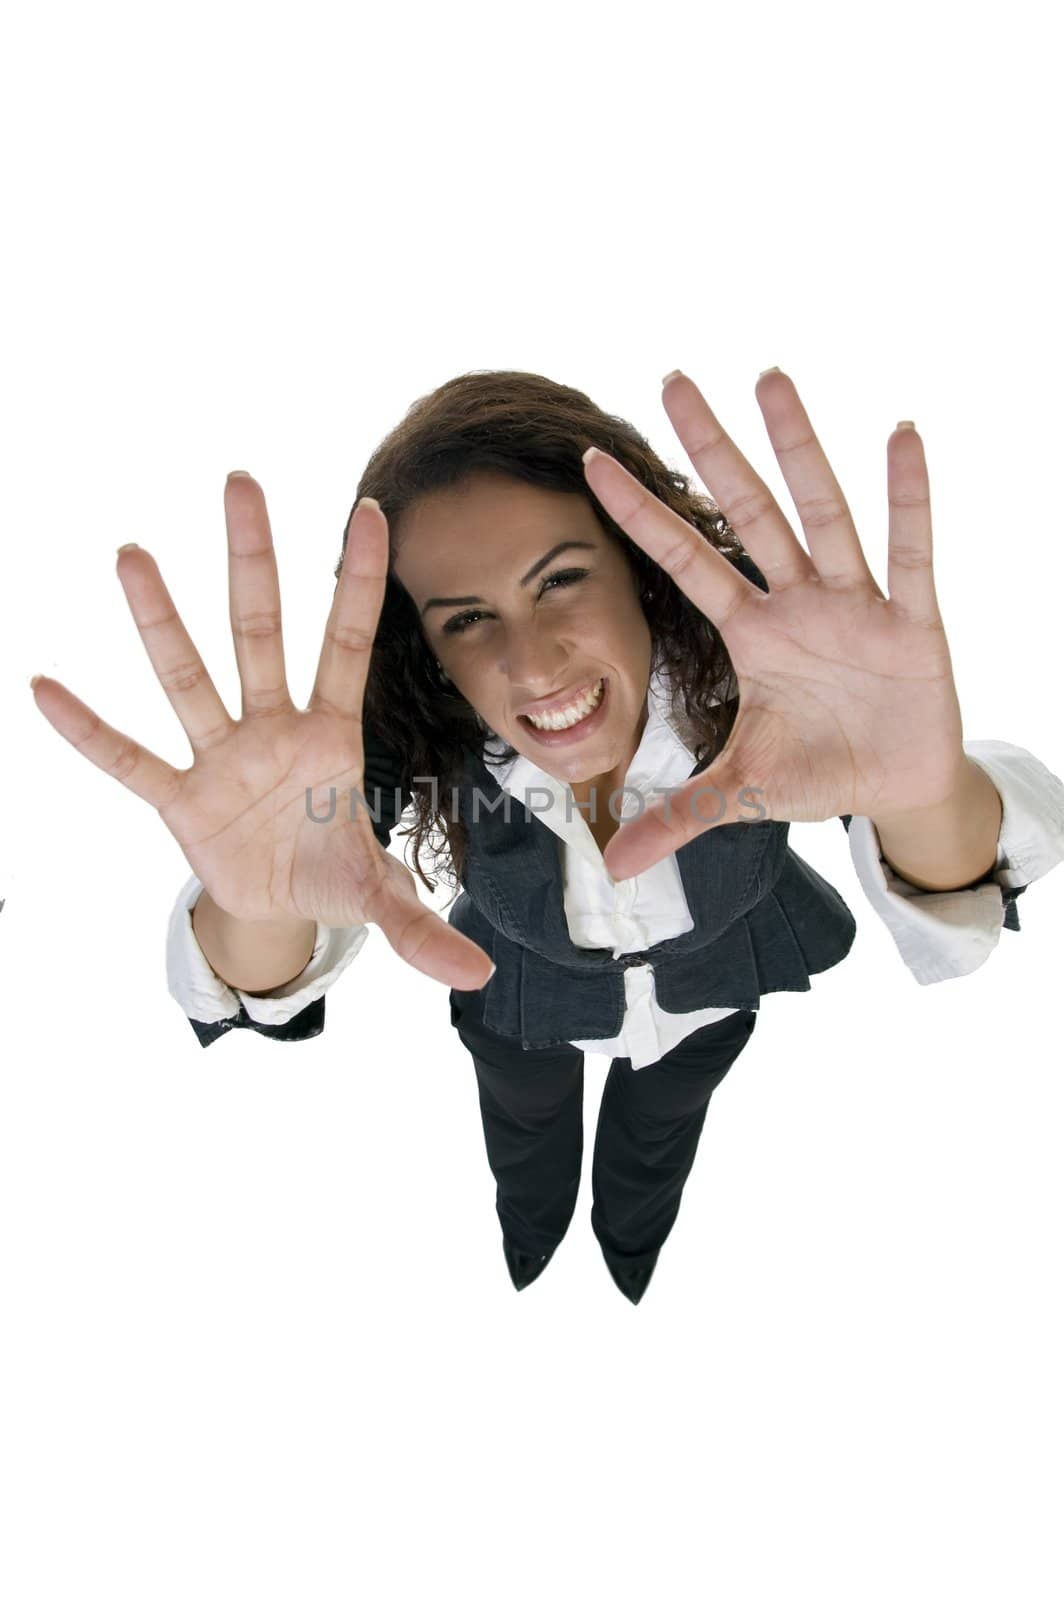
[
  {"xmin": 661, "ymin": 368, "xmax": 684, "ymax": 387},
  {"xmin": 227, "ymin": 470, "xmax": 250, "ymax": 482},
  {"xmin": 582, "ymin": 446, "xmax": 601, "ymax": 466},
  {"xmin": 29, "ymin": 675, "xmax": 41, "ymax": 689},
  {"xmin": 358, "ymin": 495, "xmax": 380, "ymax": 513},
  {"xmin": 759, "ymin": 366, "xmax": 782, "ymax": 377},
  {"xmin": 116, "ymin": 543, "xmax": 140, "ymax": 554},
  {"xmin": 896, "ymin": 420, "xmax": 916, "ymax": 431}
]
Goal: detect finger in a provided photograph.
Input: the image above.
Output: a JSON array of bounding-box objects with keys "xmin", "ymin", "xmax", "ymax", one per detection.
[
  {"xmin": 754, "ymin": 369, "xmax": 882, "ymax": 592},
  {"xmin": 223, "ymin": 473, "xmax": 293, "ymax": 717},
  {"xmin": 582, "ymin": 447, "xmax": 766, "ymax": 631},
  {"xmin": 368, "ymin": 868, "xmax": 496, "ymax": 990},
  {"xmin": 116, "ymin": 545, "xmax": 235, "ymax": 751},
  {"xmin": 602, "ymin": 761, "xmax": 747, "ymax": 880},
  {"xmin": 309, "ymin": 497, "xmax": 387, "ymax": 721},
  {"xmin": 660, "ymin": 369, "xmax": 814, "ymax": 589},
  {"xmin": 31, "ymin": 675, "xmax": 183, "ymax": 810},
  {"xmin": 886, "ymin": 423, "xmax": 940, "ymax": 626}
]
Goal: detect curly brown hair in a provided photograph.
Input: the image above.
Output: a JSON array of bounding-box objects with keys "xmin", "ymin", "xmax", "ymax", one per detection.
[{"xmin": 333, "ymin": 369, "xmax": 761, "ymax": 895}]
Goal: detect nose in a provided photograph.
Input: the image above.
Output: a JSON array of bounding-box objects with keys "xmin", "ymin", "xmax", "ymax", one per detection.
[{"xmin": 498, "ymin": 616, "xmax": 571, "ymax": 698}]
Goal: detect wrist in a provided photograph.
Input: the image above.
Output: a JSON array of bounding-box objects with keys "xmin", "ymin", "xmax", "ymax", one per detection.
[
  {"xmin": 193, "ymin": 889, "xmax": 315, "ymax": 937},
  {"xmin": 192, "ymin": 891, "xmax": 318, "ymax": 993},
  {"xmin": 868, "ymin": 748, "xmax": 973, "ymax": 830},
  {"xmin": 869, "ymin": 757, "xmax": 1003, "ymax": 892}
]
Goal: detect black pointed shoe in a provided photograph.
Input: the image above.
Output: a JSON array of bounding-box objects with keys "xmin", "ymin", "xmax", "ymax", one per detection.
[
  {"xmin": 604, "ymin": 1249, "xmax": 660, "ymax": 1305},
  {"xmin": 502, "ymin": 1236, "xmax": 555, "ymax": 1291}
]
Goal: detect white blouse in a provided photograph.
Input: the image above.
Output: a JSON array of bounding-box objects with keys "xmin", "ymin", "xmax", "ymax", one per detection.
[{"xmin": 166, "ymin": 668, "xmax": 1064, "ymax": 1067}]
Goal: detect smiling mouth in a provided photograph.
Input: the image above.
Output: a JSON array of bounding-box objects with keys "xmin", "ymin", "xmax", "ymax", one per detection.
[{"xmin": 519, "ymin": 676, "xmax": 605, "ymax": 731}]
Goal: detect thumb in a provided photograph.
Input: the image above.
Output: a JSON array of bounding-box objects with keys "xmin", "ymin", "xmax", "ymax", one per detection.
[
  {"xmin": 369, "ymin": 865, "xmax": 496, "ymax": 991},
  {"xmin": 602, "ymin": 756, "xmax": 745, "ymax": 881}
]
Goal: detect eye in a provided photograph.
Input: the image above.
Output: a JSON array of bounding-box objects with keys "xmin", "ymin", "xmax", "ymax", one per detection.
[
  {"xmin": 441, "ymin": 567, "xmax": 589, "ymax": 636},
  {"xmin": 542, "ymin": 567, "xmax": 588, "ymax": 594}
]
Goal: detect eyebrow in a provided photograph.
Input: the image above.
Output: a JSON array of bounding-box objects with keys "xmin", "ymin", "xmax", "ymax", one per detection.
[{"xmin": 419, "ymin": 540, "xmax": 598, "ymax": 618}]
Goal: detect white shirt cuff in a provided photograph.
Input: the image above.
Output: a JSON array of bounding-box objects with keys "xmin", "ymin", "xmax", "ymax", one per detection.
[
  {"xmin": 166, "ymin": 874, "xmax": 369, "ymax": 1026},
  {"xmin": 846, "ymin": 739, "xmax": 1064, "ymax": 984},
  {"xmin": 963, "ymin": 739, "xmax": 1064, "ymax": 886}
]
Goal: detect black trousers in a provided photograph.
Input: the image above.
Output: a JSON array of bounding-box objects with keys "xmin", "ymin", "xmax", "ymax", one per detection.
[{"xmin": 448, "ymin": 984, "xmax": 758, "ymax": 1273}]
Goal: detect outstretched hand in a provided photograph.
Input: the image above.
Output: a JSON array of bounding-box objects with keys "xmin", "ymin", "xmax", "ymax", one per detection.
[
  {"xmin": 30, "ymin": 474, "xmax": 496, "ymax": 991},
  {"xmin": 584, "ymin": 368, "xmax": 969, "ymax": 882}
]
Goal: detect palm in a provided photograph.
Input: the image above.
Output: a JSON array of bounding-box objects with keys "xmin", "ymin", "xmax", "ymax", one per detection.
[
  {"xmin": 711, "ymin": 567, "xmax": 963, "ymax": 827},
  {"xmin": 157, "ymin": 708, "xmax": 378, "ymax": 928},
  {"xmin": 583, "ymin": 369, "xmax": 969, "ymax": 880}
]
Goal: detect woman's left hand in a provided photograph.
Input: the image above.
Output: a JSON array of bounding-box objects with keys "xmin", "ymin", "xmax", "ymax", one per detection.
[{"xmin": 583, "ymin": 368, "xmax": 970, "ymax": 881}]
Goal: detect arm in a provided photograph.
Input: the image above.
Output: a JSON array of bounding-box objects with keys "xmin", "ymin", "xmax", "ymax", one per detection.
[
  {"xmin": 839, "ymin": 740, "xmax": 1064, "ymax": 981},
  {"xmin": 168, "ymin": 875, "xmax": 360, "ymax": 1046},
  {"xmin": 191, "ymin": 890, "xmax": 317, "ymax": 995},
  {"xmin": 169, "ymin": 727, "xmax": 414, "ymax": 1047}
]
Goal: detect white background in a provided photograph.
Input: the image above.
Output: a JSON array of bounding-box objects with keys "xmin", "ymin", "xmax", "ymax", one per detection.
[{"xmin": 3, "ymin": 1, "xmax": 1063, "ymax": 1595}]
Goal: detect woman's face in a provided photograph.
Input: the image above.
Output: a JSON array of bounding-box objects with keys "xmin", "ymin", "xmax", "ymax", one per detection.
[{"xmin": 391, "ymin": 471, "xmax": 654, "ymax": 790}]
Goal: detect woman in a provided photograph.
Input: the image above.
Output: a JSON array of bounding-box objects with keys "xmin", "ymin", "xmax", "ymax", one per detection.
[{"xmin": 31, "ymin": 367, "xmax": 1064, "ymax": 1304}]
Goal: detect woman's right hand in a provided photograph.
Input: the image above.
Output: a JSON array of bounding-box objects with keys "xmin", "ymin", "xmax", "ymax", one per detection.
[{"xmin": 31, "ymin": 472, "xmax": 495, "ymax": 991}]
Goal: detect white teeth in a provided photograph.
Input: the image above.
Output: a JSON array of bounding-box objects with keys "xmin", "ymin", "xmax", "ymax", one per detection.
[{"xmin": 526, "ymin": 677, "xmax": 603, "ymax": 730}]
